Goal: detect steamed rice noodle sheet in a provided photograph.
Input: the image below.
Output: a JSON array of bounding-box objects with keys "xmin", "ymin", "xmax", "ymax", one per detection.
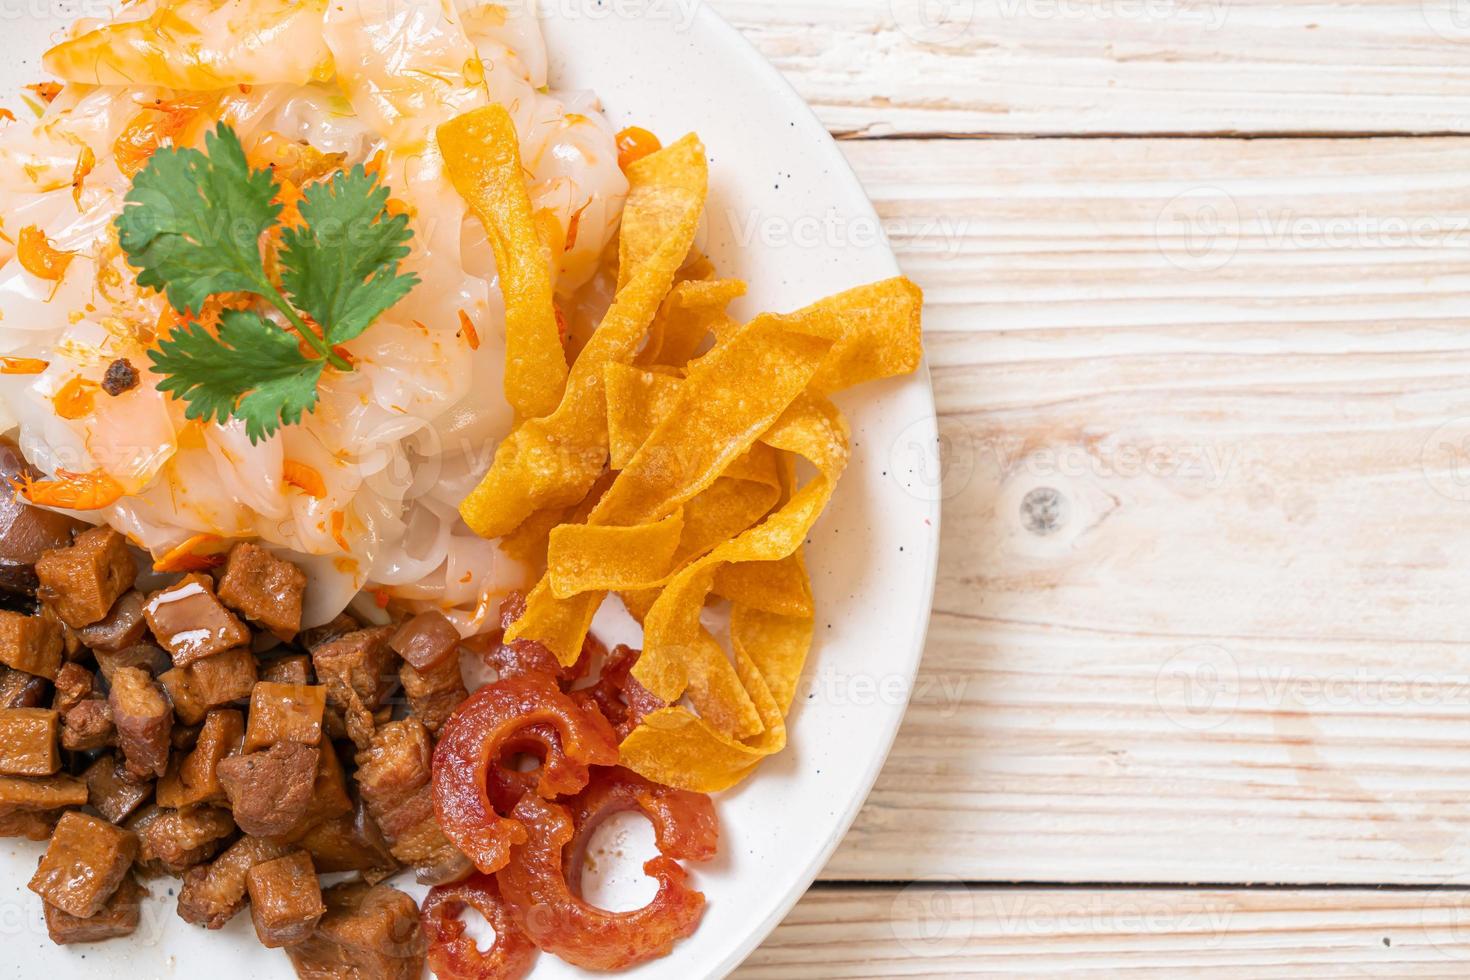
[{"xmin": 0, "ymin": 0, "xmax": 629, "ymax": 629}]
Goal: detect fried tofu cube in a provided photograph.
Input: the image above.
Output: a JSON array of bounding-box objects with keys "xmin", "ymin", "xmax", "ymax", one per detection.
[
  {"xmin": 76, "ymin": 589, "xmax": 149, "ymax": 653},
  {"xmin": 217, "ymin": 741, "xmax": 320, "ymax": 838},
  {"xmin": 296, "ymin": 798, "xmax": 398, "ymax": 880},
  {"xmin": 28, "ymin": 811, "xmax": 138, "ymax": 918},
  {"xmin": 0, "ymin": 609, "xmax": 62, "ymax": 679},
  {"xmin": 244, "ymin": 682, "xmax": 326, "ymax": 752},
  {"xmin": 216, "ymin": 542, "xmax": 307, "ymax": 642},
  {"xmin": 260, "ymin": 654, "xmax": 313, "ymax": 686},
  {"xmin": 276, "ymin": 741, "xmax": 354, "ymax": 845},
  {"xmin": 108, "ymin": 666, "xmax": 173, "ymax": 779},
  {"xmin": 144, "ymin": 573, "xmax": 251, "ymax": 667},
  {"xmin": 44, "ymin": 875, "xmax": 147, "ymax": 945},
  {"xmin": 0, "ymin": 708, "xmax": 58, "ymax": 775},
  {"xmin": 310, "ymin": 626, "xmax": 398, "ymax": 748},
  {"xmin": 157, "ymin": 709, "xmax": 244, "ymax": 809},
  {"xmin": 159, "ymin": 647, "xmax": 258, "ymax": 725},
  {"xmin": 136, "ymin": 805, "xmax": 236, "ymax": 874},
  {"xmin": 61, "ymin": 698, "xmax": 115, "ymax": 752},
  {"xmin": 34, "ymin": 527, "xmax": 137, "ymax": 629},
  {"xmin": 0, "ymin": 773, "xmax": 87, "ymax": 811},
  {"xmin": 82, "ymin": 755, "xmax": 152, "ymax": 824},
  {"xmin": 285, "ymin": 882, "xmax": 425, "ymax": 979},
  {"xmin": 246, "ymin": 850, "xmax": 325, "ymax": 948},
  {"xmin": 177, "ymin": 835, "xmax": 293, "ymax": 929},
  {"xmin": 0, "ymin": 807, "xmax": 59, "ymax": 840}
]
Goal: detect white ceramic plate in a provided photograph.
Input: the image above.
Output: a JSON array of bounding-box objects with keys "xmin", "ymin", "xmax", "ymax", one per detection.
[{"xmin": 0, "ymin": 5, "xmax": 940, "ymax": 977}]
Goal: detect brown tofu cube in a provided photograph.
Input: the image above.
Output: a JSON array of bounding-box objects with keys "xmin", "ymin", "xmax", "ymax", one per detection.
[
  {"xmin": 0, "ymin": 665, "xmax": 49, "ymax": 708},
  {"xmin": 0, "ymin": 773, "xmax": 87, "ymax": 810},
  {"xmin": 159, "ymin": 647, "xmax": 257, "ymax": 725},
  {"xmin": 157, "ymin": 709, "xmax": 243, "ymax": 809},
  {"xmin": 108, "ymin": 666, "xmax": 172, "ymax": 778},
  {"xmin": 296, "ymin": 797, "xmax": 398, "ymax": 880},
  {"xmin": 34, "ymin": 527, "xmax": 136, "ymax": 629},
  {"xmin": 0, "ymin": 708, "xmax": 58, "ymax": 775},
  {"xmin": 44, "ymin": 874, "xmax": 147, "ymax": 944},
  {"xmin": 28, "ymin": 811, "xmax": 138, "ymax": 918},
  {"xmin": 144, "ymin": 573, "xmax": 251, "ymax": 667},
  {"xmin": 76, "ymin": 589, "xmax": 149, "ymax": 653},
  {"xmin": 93, "ymin": 642, "xmax": 171, "ymax": 683},
  {"xmin": 51, "ymin": 662, "xmax": 95, "ymax": 714},
  {"xmin": 62, "ymin": 698, "xmax": 116, "ymax": 751},
  {"xmin": 246, "ymin": 850, "xmax": 325, "ymax": 948},
  {"xmin": 388, "ymin": 611, "xmax": 460, "ymax": 671},
  {"xmin": 398, "ymin": 657, "xmax": 467, "ymax": 734},
  {"xmin": 177, "ymin": 834, "xmax": 293, "ymax": 929},
  {"xmin": 311, "ymin": 626, "xmax": 398, "ymax": 749},
  {"xmin": 0, "ymin": 807, "xmax": 60, "ymax": 840},
  {"xmin": 260, "ymin": 654, "xmax": 313, "ymax": 686},
  {"xmin": 355, "ymin": 718, "xmax": 465, "ymax": 875},
  {"xmin": 0, "ymin": 609, "xmax": 62, "ymax": 679},
  {"xmin": 244, "ymin": 682, "xmax": 325, "ymax": 752},
  {"xmin": 82, "ymin": 756, "xmax": 153, "ymax": 824},
  {"xmin": 137, "ymin": 805, "xmax": 236, "ymax": 874},
  {"xmin": 217, "ymin": 741, "xmax": 319, "ymax": 838},
  {"xmin": 285, "ymin": 883, "xmax": 425, "ymax": 979},
  {"xmin": 216, "ymin": 542, "xmax": 307, "ymax": 641}
]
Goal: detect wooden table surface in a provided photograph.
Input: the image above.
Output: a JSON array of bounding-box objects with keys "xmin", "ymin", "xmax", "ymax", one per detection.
[{"xmin": 713, "ymin": 0, "xmax": 1470, "ymax": 974}]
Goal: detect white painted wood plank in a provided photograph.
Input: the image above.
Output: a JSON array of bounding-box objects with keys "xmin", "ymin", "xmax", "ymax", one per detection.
[
  {"xmin": 708, "ymin": 0, "xmax": 1470, "ymax": 136},
  {"xmin": 740, "ymin": 886, "xmax": 1470, "ymax": 976},
  {"xmin": 810, "ymin": 137, "xmax": 1470, "ymax": 883}
]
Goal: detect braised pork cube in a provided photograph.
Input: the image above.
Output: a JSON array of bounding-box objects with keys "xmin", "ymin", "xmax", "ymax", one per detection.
[
  {"xmin": 0, "ymin": 773, "xmax": 86, "ymax": 811},
  {"xmin": 61, "ymin": 699, "xmax": 116, "ymax": 751},
  {"xmin": 389, "ymin": 611, "xmax": 460, "ymax": 671},
  {"xmin": 177, "ymin": 835, "xmax": 293, "ymax": 929},
  {"xmin": 171, "ymin": 721, "xmax": 203, "ymax": 751},
  {"xmin": 34, "ymin": 527, "xmax": 136, "ymax": 629},
  {"xmin": 261, "ymin": 655, "xmax": 314, "ymax": 686},
  {"xmin": 159, "ymin": 647, "xmax": 257, "ymax": 725},
  {"xmin": 28, "ymin": 811, "xmax": 138, "ymax": 918},
  {"xmin": 355, "ymin": 718, "xmax": 466, "ymax": 876},
  {"xmin": 217, "ymin": 741, "xmax": 320, "ymax": 838},
  {"xmin": 82, "ymin": 756, "xmax": 153, "ymax": 824},
  {"xmin": 77, "ymin": 590, "xmax": 149, "ymax": 653},
  {"xmin": 244, "ymin": 682, "xmax": 326, "ymax": 752},
  {"xmin": 44, "ymin": 874, "xmax": 147, "ymax": 945},
  {"xmin": 300, "ymin": 613, "xmax": 362, "ymax": 652},
  {"xmin": 137, "ymin": 806, "xmax": 236, "ymax": 874},
  {"xmin": 246, "ymin": 850, "xmax": 325, "ymax": 948},
  {"xmin": 0, "ymin": 708, "xmax": 58, "ymax": 775},
  {"xmin": 285, "ymin": 882, "xmax": 426, "ymax": 980},
  {"xmin": 217, "ymin": 542, "xmax": 307, "ymax": 641},
  {"xmin": 0, "ymin": 665, "xmax": 49, "ymax": 708},
  {"xmin": 398, "ymin": 658, "xmax": 467, "ymax": 734},
  {"xmin": 0, "ymin": 438, "xmax": 87, "ymax": 596},
  {"xmin": 0, "ymin": 609, "xmax": 62, "ymax": 679},
  {"xmin": 157, "ymin": 709, "xmax": 243, "ymax": 809},
  {"xmin": 144, "ymin": 573, "xmax": 251, "ymax": 667},
  {"xmin": 109, "ymin": 667, "xmax": 172, "ymax": 778},
  {"xmin": 276, "ymin": 740, "xmax": 353, "ymax": 845},
  {"xmin": 311, "ymin": 626, "xmax": 398, "ymax": 748},
  {"xmin": 297, "ymin": 797, "xmax": 398, "ymax": 880},
  {"xmin": 93, "ymin": 642, "xmax": 170, "ymax": 683},
  {"xmin": 0, "ymin": 807, "xmax": 59, "ymax": 840},
  {"xmin": 51, "ymin": 662, "xmax": 95, "ymax": 714}
]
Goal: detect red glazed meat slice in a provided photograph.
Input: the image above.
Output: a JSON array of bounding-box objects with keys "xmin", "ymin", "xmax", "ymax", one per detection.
[
  {"xmin": 34, "ymin": 526, "xmax": 136, "ymax": 628},
  {"xmin": 217, "ymin": 741, "xmax": 320, "ymax": 837},
  {"xmin": 0, "ymin": 609, "xmax": 63, "ymax": 679},
  {"xmin": 28, "ymin": 811, "xmax": 138, "ymax": 918},
  {"xmin": 44, "ymin": 874, "xmax": 147, "ymax": 944},
  {"xmin": 216, "ymin": 542, "xmax": 307, "ymax": 641},
  {"xmin": 246, "ymin": 850, "xmax": 325, "ymax": 947},
  {"xmin": 177, "ymin": 835, "xmax": 293, "ymax": 929},
  {"xmin": 108, "ymin": 666, "xmax": 173, "ymax": 778},
  {"xmin": 144, "ymin": 573, "xmax": 251, "ymax": 667}
]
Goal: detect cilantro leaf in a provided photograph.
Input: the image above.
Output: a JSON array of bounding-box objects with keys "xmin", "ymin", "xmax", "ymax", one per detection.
[
  {"xmin": 279, "ymin": 165, "xmax": 418, "ymax": 345},
  {"xmin": 149, "ymin": 309, "xmax": 325, "ymax": 444},
  {"xmin": 115, "ymin": 126, "xmax": 280, "ymax": 315}
]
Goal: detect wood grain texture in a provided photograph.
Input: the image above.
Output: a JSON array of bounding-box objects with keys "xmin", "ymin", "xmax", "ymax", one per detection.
[
  {"xmin": 706, "ymin": 0, "xmax": 1470, "ymax": 136},
  {"xmin": 810, "ymin": 136, "xmax": 1470, "ymax": 883},
  {"xmin": 737, "ymin": 886, "xmax": 1470, "ymax": 976}
]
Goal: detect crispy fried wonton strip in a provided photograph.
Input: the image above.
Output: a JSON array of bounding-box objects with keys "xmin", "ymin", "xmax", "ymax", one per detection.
[
  {"xmin": 637, "ymin": 278, "xmax": 746, "ymax": 369},
  {"xmin": 439, "ymin": 105, "xmax": 567, "ymax": 420},
  {"xmin": 458, "ymin": 134, "xmax": 708, "ymax": 540}
]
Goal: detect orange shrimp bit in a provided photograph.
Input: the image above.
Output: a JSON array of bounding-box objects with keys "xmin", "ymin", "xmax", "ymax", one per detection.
[
  {"xmin": 372, "ymin": 587, "xmax": 391, "ymax": 609},
  {"xmin": 53, "ymin": 377, "xmax": 97, "ymax": 420},
  {"xmin": 564, "ymin": 200, "xmax": 591, "ymax": 252},
  {"xmin": 457, "ymin": 309, "xmax": 481, "ymax": 351},
  {"xmin": 17, "ymin": 226, "xmax": 75, "ymax": 281},
  {"xmin": 12, "ymin": 469, "xmax": 124, "ymax": 511},
  {"xmin": 71, "ymin": 145, "xmax": 95, "ymax": 209},
  {"xmin": 615, "ymin": 126, "xmax": 661, "ymax": 171},
  {"xmin": 0, "ymin": 109, "xmax": 14, "ymax": 124},
  {"xmin": 113, "ymin": 95, "xmax": 212, "ymax": 179},
  {"xmin": 0, "ymin": 357, "xmax": 48, "ymax": 375},
  {"xmin": 25, "ymin": 82, "xmax": 61, "ymax": 105},
  {"xmin": 330, "ymin": 510, "xmax": 350, "ymax": 551},
  {"xmin": 153, "ymin": 533, "xmax": 228, "ymax": 573},
  {"xmin": 283, "ymin": 460, "xmax": 327, "ymax": 499}
]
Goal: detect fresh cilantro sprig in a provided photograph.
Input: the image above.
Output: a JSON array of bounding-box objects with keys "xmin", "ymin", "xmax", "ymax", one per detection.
[{"xmin": 115, "ymin": 124, "xmax": 417, "ymax": 443}]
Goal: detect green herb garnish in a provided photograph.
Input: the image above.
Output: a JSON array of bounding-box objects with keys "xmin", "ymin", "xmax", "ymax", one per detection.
[{"xmin": 115, "ymin": 124, "xmax": 417, "ymax": 443}]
